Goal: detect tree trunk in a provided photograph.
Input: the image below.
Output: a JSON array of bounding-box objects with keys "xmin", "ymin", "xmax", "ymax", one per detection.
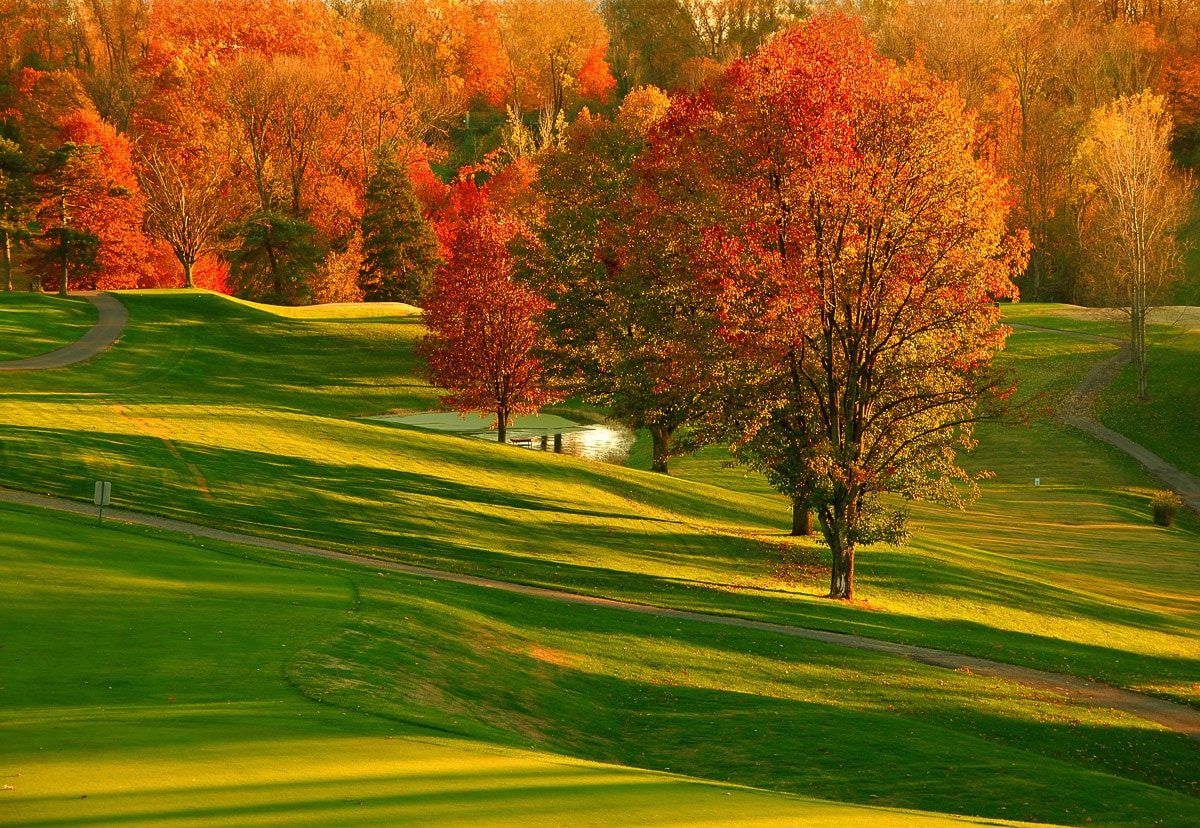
[
  {"xmin": 790, "ymin": 497, "xmax": 812, "ymax": 536},
  {"xmin": 59, "ymin": 191, "xmax": 69, "ymax": 297},
  {"xmin": 496, "ymin": 408, "xmax": 507, "ymax": 443},
  {"xmin": 828, "ymin": 539, "xmax": 855, "ymax": 600},
  {"xmin": 649, "ymin": 424, "xmax": 671, "ymax": 474},
  {"xmin": 2, "ymin": 231, "xmax": 11, "ymax": 292},
  {"xmin": 183, "ymin": 257, "xmax": 195, "ymax": 289},
  {"xmin": 1132, "ymin": 286, "xmax": 1148, "ymax": 400}
]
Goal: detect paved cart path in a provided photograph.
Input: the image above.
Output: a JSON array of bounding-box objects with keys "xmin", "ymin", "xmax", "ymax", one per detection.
[
  {"xmin": 2, "ymin": 485, "xmax": 1197, "ymax": 742},
  {"xmin": 0, "ymin": 292, "xmax": 128, "ymax": 371},
  {"xmin": 1010, "ymin": 322, "xmax": 1200, "ymax": 514}
]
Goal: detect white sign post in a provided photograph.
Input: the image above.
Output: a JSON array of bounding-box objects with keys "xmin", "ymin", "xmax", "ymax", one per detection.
[{"xmin": 94, "ymin": 481, "xmax": 112, "ymax": 525}]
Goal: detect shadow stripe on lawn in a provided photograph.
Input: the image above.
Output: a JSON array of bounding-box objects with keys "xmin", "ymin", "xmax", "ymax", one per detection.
[{"xmin": 3, "ymin": 484, "xmax": 1197, "ymax": 742}]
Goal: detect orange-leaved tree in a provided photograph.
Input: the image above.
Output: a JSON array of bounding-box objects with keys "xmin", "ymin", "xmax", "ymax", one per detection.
[
  {"xmin": 419, "ymin": 200, "xmax": 560, "ymax": 443},
  {"xmin": 694, "ymin": 17, "xmax": 1026, "ymax": 599}
]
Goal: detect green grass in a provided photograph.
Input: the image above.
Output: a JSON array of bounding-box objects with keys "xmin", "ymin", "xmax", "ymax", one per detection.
[
  {"xmin": 1000, "ymin": 302, "xmax": 1125, "ymax": 338},
  {"xmin": 0, "ymin": 293, "xmax": 97, "ymax": 359},
  {"xmin": 1095, "ymin": 326, "xmax": 1200, "ymax": 480},
  {"xmin": 290, "ymin": 559, "xmax": 1200, "ymax": 827},
  {"xmin": 0, "ymin": 293, "xmax": 1197, "ymax": 704},
  {"xmin": 0, "ymin": 503, "xmax": 1052, "ymax": 827},
  {"xmin": 2, "ymin": 291, "xmax": 1200, "ymax": 823}
]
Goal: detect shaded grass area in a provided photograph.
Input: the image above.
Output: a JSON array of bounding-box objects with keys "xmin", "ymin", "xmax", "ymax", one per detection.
[
  {"xmin": 1095, "ymin": 326, "xmax": 1200, "ymax": 480},
  {"xmin": 0, "ymin": 293, "xmax": 1198, "ymax": 711},
  {"xmin": 0, "ymin": 293, "xmax": 97, "ymax": 360},
  {"xmin": 1175, "ymin": 191, "xmax": 1200, "ymax": 305},
  {"xmin": 3, "ymin": 504, "xmax": 965, "ymax": 827},
  {"xmin": 287, "ymin": 553, "xmax": 1200, "ymax": 828}
]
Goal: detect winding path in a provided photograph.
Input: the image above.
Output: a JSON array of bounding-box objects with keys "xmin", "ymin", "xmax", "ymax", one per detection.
[
  {"xmin": 0, "ymin": 291, "xmax": 128, "ymax": 371},
  {"xmin": 2, "ymin": 312, "xmax": 1198, "ymax": 740},
  {"xmin": 1010, "ymin": 322, "xmax": 1200, "ymax": 514},
  {"xmin": 2, "ymin": 484, "xmax": 1198, "ymax": 742}
]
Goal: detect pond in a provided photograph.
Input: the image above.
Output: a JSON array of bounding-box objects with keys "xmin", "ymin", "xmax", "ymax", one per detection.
[{"xmin": 365, "ymin": 411, "xmax": 637, "ymax": 466}]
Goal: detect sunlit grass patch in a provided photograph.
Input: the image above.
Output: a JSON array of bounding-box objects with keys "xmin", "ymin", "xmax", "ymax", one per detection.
[{"xmin": 1, "ymin": 503, "xmax": 1050, "ymax": 828}]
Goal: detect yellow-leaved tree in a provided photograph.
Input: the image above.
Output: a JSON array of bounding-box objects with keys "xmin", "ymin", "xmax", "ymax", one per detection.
[{"xmin": 1077, "ymin": 91, "xmax": 1196, "ymax": 400}]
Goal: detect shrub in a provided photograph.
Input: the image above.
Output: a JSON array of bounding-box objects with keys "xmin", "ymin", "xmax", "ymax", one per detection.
[{"xmin": 1151, "ymin": 490, "xmax": 1184, "ymax": 527}]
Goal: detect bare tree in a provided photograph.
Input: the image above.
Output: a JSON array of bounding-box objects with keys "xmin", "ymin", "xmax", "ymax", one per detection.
[
  {"xmin": 137, "ymin": 150, "xmax": 245, "ymax": 288},
  {"xmin": 1077, "ymin": 90, "xmax": 1195, "ymax": 399}
]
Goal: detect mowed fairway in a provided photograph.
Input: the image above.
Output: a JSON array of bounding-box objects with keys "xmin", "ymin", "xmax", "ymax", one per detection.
[
  {"xmin": 1, "ymin": 292, "xmax": 1200, "ymax": 824},
  {"xmin": 0, "ymin": 505, "xmax": 1041, "ymax": 827},
  {"xmin": 0, "ymin": 294, "xmax": 97, "ymax": 360}
]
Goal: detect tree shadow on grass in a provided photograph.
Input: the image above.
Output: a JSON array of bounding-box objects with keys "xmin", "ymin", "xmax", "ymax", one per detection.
[
  {"xmin": 3, "ymin": 423, "xmax": 1199, "ymax": 710},
  {"xmin": 290, "ymin": 571, "xmax": 1200, "ymax": 828}
]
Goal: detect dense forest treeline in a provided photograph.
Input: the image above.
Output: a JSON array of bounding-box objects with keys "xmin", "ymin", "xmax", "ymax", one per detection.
[{"xmin": 0, "ymin": 0, "xmax": 1197, "ymax": 303}]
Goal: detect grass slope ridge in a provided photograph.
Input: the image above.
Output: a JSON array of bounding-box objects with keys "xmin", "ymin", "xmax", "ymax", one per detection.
[
  {"xmin": 0, "ymin": 503, "xmax": 1046, "ymax": 827},
  {"xmin": 0, "ymin": 292, "xmax": 1198, "ymax": 824}
]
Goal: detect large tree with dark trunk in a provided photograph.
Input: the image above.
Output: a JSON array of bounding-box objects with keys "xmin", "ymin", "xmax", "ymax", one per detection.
[
  {"xmin": 137, "ymin": 149, "xmax": 242, "ymax": 288},
  {"xmin": 693, "ymin": 17, "xmax": 1025, "ymax": 599}
]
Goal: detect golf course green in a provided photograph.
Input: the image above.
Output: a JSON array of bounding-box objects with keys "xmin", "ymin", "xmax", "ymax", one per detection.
[{"xmin": 1, "ymin": 290, "xmax": 1198, "ymax": 826}]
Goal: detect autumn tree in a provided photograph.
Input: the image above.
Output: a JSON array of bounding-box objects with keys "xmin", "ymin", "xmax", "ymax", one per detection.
[
  {"xmin": 498, "ymin": 0, "xmax": 612, "ymax": 112},
  {"xmin": 529, "ymin": 87, "xmax": 726, "ymax": 473},
  {"xmin": 1076, "ymin": 91, "xmax": 1195, "ymax": 399},
  {"xmin": 359, "ymin": 156, "xmax": 442, "ymax": 303},
  {"xmin": 680, "ymin": 0, "xmax": 806, "ymax": 62},
  {"xmin": 420, "ymin": 207, "xmax": 560, "ymax": 443},
  {"xmin": 696, "ymin": 18, "xmax": 1025, "ymax": 599},
  {"xmin": 0, "ymin": 137, "xmax": 36, "ymax": 291},
  {"xmin": 137, "ymin": 149, "xmax": 244, "ymax": 288},
  {"xmin": 601, "ymin": 0, "xmax": 698, "ymax": 94},
  {"xmin": 74, "ymin": 0, "xmax": 151, "ymax": 132}
]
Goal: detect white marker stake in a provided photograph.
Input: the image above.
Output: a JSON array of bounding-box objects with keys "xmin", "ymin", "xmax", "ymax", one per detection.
[{"xmin": 94, "ymin": 481, "xmax": 112, "ymax": 525}]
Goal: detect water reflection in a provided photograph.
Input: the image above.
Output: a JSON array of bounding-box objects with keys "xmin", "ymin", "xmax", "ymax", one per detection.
[{"xmin": 472, "ymin": 423, "xmax": 636, "ymax": 465}]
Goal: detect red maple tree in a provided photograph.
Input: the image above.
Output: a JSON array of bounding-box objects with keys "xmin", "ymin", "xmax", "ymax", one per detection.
[{"xmin": 419, "ymin": 204, "xmax": 560, "ymax": 442}]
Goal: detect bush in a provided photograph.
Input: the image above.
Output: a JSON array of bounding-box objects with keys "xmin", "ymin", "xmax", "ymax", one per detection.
[{"xmin": 1151, "ymin": 490, "xmax": 1184, "ymax": 527}]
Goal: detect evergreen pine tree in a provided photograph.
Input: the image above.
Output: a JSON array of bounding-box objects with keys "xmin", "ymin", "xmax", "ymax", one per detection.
[
  {"xmin": 359, "ymin": 158, "xmax": 442, "ymax": 304},
  {"xmin": 0, "ymin": 139, "xmax": 37, "ymax": 291}
]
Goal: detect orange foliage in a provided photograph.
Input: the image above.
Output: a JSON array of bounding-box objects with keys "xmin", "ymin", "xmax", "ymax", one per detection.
[
  {"xmin": 56, "ymin": 110, "xmax": 157, "ymax": 288},
  {"xmin": 460, "ymin": 1, "xmax": 512, "ymax": 107},
  {"xmin": 1163, "ymin": 50, "xmax": 1200, "ymax": 133},
  {"xmin": 577, "ymin": 46, "xmax": 616, "ymax": 104}
]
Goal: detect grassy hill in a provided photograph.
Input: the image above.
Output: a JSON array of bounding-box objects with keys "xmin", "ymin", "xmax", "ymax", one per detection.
[
  {"xmin": 0, "ymin": 293, "xmax": 97, "ymax": 359},
  {"xmin": 6, "ymin": 503, "xmax": 1013, "ymax": 827},
  {"xmin": 1, "ymin": 291, "xmax": 1199, "ymax": 825}
]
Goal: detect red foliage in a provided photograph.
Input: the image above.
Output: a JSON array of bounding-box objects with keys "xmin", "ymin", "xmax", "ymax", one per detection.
[
  {"xmin": 482, "ymin": 157, "xmax": 537, "ymax": 215},
  {"xmin": 56, "ymin": 110, "xmax": 158, "ymax": 289},
  {"xmin": 577, "ymin": 46, "xmax": 617, "ymax": 105},
  {"xmin": 192, "ymin": 256, "xmax": 231, "ymax": 293},
  {"xmin": 646, "ymin": 15, "xmax": 1026, "ymax": 598},
  {"xmin": 419, "ymin": 205, "xmax": 560, "ymax": 436}
]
